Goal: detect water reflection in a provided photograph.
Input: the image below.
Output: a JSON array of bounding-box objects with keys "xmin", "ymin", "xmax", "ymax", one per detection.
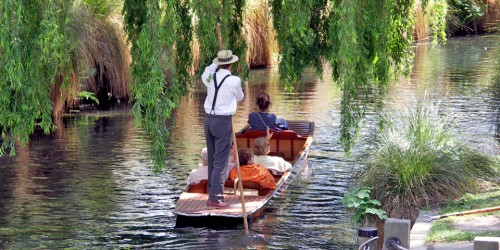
[{"xmin": 1, "ymin": 35, "xmax": 499, "ymax": 249}]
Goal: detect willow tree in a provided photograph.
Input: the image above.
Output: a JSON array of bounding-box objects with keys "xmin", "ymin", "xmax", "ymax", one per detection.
[
  {"xmin": 269, "ymin": 0, "xmax": 428, "ymax": 152},
  {"xmin": 123, "ymin": 0, "xmax": 183, "ymax": 170},
  {"xmin": 192, "ymin": 0, "xmax": 248, "ymax": 76},
  {"xmin": 0, "ymin": 0, "xmax": 74, "ymax": 156},
  {"xmin": 123, "ymin": 0, "xmax": 248, "ymax": 169}
]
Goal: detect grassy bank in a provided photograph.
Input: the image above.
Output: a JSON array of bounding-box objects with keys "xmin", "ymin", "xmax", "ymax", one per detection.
[{"xmin": 426, "ymin": 187, "xmax": 500, "ymax": 243}]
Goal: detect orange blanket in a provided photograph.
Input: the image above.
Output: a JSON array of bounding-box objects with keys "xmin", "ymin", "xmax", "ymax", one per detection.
[{"xmin": 229, "ymin": 164, "xmax": 277, "ymax": 189}]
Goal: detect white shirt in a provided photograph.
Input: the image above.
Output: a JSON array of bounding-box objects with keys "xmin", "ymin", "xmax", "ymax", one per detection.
[
  {"xmin": 187, "ymin": 163, "xmax": 208, "ymax": 185},
  {"xmin": 253, "ymin": 155, "xmax": 292, "ymax": 174},
  {"xmin": 202, "ymin": 63, "xmax": 244, "ymax": 115},
  {"xmin": 187, "ymin": 159, "xmax": 235, "ymax": 185}
]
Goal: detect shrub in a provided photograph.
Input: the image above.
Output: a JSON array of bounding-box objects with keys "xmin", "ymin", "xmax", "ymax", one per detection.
[
  {"xmin": 341, "ymin": 187, "xmax": 388, "ymax": 224},
  {"xmin": 360, "ymin": 99, "xmax": 499, "ymax": 225}
]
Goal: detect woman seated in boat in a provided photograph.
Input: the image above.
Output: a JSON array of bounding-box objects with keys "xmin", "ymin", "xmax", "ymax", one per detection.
[
  {"xmin": 252, "ymin": 137, "xmax": 292, "ymax": 175},
  {"xmin": 187, "ymin": 146, "xmax": 236, "ymax": 185},
  {"xmin": 248, "ymin": 93, "xmax": 288, "ymax": 131},
  {"xmin": 229, "ymin": 148, "xmax": 276, "ymax": 189}
]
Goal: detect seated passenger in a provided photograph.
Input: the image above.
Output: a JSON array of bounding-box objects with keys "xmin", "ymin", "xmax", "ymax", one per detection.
[
  {"xmin": 229, "ymin": 148, "xmax": 276, "ymax": 189},
  {"xmin": 252, "ymin": 137, "xmax": 292, "ymax": 174},
  {"xmin": 248, "ymin": 93, "xmax": 288, "ymax": 131},
  {"xmin": 187, "ymin": 147, "xmax": 208, "ymax": 185},
  {"xmin": 225, "ymin": 143, "xmax": 237, "ymax": 180},
  {"xmin": 187, "ymin": 146, "xmax": 236, "ymax": 185}
]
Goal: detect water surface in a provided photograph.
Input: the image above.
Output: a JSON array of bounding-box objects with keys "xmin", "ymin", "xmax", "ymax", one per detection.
[{"xmin": 1, "ymin": 35, "xmax": 499, "ymax": 249}]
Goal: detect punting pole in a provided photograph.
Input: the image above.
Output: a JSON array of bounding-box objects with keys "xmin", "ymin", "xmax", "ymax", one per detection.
[
  {"xmin": 217, "ymin": 23, "xmax": 249, "ymax": 233},
  {"xmin": 231, "ymin": 121, "xmax": 249, "ymax": 233},
  {"xmin": 425, "ymin": 206, "xmax": 500, "ymax": 222}
]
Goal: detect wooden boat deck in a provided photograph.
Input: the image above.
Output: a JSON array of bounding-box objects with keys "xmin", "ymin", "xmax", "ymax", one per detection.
[{"xmin": 175, "ymin": 192, "xmax": 266, "ymax": 218}]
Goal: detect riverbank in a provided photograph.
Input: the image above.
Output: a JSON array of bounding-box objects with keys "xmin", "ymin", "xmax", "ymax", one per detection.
[{"xmin": 411, "ymin": 188, "xmax": 500, "ymax": 249}]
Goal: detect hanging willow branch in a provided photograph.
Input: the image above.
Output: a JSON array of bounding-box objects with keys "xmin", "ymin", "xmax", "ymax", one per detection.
[
  {"xmin": 0, "ymin": 0, "xmax": 73, "ymax": 156},
  {"xmin": 123, "ymin": 0, "xmax": 184, "ymax": 170},
  {"xmin": 270, "ymin": 0, "xmax": 330, "ymax": 87},
  {"xmin": 269, "ymin": 0, "xmax": 420, "ymax": 153},
  {"xmin": 124, "ymin": 0, "xmax": 248, "ymax": 169}
]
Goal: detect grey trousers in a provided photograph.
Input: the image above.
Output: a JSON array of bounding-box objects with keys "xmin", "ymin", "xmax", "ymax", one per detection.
[{"xmin": 204, "ymin": 114, "xmax": 232, "ymax": 202}]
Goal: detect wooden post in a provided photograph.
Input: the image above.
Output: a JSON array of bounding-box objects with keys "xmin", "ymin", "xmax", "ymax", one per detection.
[
  {"xmin": 383, "ymin": 218, "xmax": 410, "ymax": 250},
  {"xmin": 216, "ymin": 22, "xmax": 249, "ymax": 234},
  {"xmin": 474, "ymin": 237, "xmax": 500, "ymax": 250}
]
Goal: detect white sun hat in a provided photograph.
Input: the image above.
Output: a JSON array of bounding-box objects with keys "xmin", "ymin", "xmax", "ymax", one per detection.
[{"xmin": 213, "ymin": 50, "xmax": 239, "ymax": 65}]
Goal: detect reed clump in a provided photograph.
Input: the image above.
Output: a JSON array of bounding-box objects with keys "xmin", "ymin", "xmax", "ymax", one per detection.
[
  {"xmin": 244, "ymin": 0, "xmax": 277, "ymax": 68},
  {"xmin": 360, "ymin": 99, "xmax": 499, "ymax": 225},
  {"xmin": 52, "ymin": 0, "xmax": 131, "ymax": 115}
]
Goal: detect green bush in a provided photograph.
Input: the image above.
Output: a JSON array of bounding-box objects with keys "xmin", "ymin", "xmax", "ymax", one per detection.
[
  {"xmin": 341, "ymin": 187, "xmax": 388, "ymax": 224},
  {"xmin": 360, "ymin": 99, "xmax": 499, "ymax": 225}
]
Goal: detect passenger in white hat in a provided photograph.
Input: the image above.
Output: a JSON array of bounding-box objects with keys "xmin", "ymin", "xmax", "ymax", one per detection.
[{"xmin": 201, "ymin": 50, "xmax": 244, "ymax": 207}]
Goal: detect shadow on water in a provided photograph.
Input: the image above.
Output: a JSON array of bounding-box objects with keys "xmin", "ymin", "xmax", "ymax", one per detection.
[{"xmin": 0, "ymin": 35, "xmax": 499, "ymax": 249}]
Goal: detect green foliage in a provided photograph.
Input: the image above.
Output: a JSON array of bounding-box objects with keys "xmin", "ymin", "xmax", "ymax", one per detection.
[
  {"xmin": 78, "ymin": 91, "xmax": 100, "ymax": 104},
  {"xmin": 447, "ymin": 0, "xmax": 485, "ymax": 34},
  {"xmin": 328, "ymin": 0, "xmax": 416, "ymax": 152},
  {"xmin": 427, "ymin": 188, "xmax": 500, "ymax": 243},
  {"xmin": 427, "ymin": 219, "xmax": 500, "ymax": 243},
  {"xmin": 0, "ymin": 0, "xmax": 73, "ymax": 156},
  {"xmin": 83, "ymin": 0, "xmax": 122, "ymax": 18},
  {"xmin": 360, "ymin": 98, "xmax": 499, "ymax": 223},
  {"xmin": 192, "ymin": 0, "xmax": 248, "ymax": 74},
  {"xmin": 124, "ymin": 0, "xmax": 174, "ymax": 170},
  {"xmin": 429, "ymin": 0, "xmax": 448, "ymax": 46},
  {"xmin": 174, "ymin": 0, "xmax": 193, "ymax": 91},
  {"xmin": 122, "ymin": 0, "xmax": 147, "ymax": 47},
  {"xmin": 270, "ymin": 0, "xmax": 329, "ymax": 87},
  {"xmin": 125, "ymin": 0, "xmax": 247, "ymax": 169},
  {"xmin": 73, "ymin": 0, "xmax": 130, "ymax": 102},
  {"xmin": 341, "ymin": 187, "xmax": 388, "ymax": 224},
  {"xmin": 192, "ymin": 0, "xmax": 219, "ymax": 67},
  {"xmin": 268, "ymin": 0, "xmax": 424, "ymax": 153},
  {"xmin": 441, "ymin": 189, "xmax": 500, "ymax": 214},
  {"xmin": 224, "ymin": 0, "xmax": 248, "ymax": 77},
  {"xmin": 123, "ymin": 0, "xmax": 198, "ymax": 170}
]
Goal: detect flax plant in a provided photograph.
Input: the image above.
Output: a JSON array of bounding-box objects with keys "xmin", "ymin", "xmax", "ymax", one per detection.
[
  {"xmin": 360, "ymin": 99, "xmax": 499, "ymax": 224},
  {"xmin": 70, "ymin": 0, "xmax": 131, "ymax": 110},
  {"xmin": 244, "ymin": 0, "xmax": 277, "ymax": 68}
]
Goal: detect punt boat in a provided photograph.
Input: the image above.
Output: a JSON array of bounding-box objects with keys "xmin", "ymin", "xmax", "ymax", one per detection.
[{"xmin": 174, "ymin": 120, "xmax": 314, "ymax": 227}]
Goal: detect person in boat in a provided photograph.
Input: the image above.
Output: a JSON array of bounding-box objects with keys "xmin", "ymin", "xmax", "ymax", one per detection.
[
  {"xmin": 202, "ymin": 49, "xmax": 244, "ymax": 208},
  {"xmin": 248, "ymin": 93, "xmax": 289, "ymax": 131},
  {"xmin": 187, "ymin": 147, "xmax": 209, "ymax": 185},
  {"xmin": 252, "ymin": 137, "xmax": 292, "ymax": 175},
  {"xmin": 229, "ymin": 148, "xmax": 277, "ymax": 190},
  {"xmin": 187, "ymin": 146, "xmax": 236, "ymax": 185}
]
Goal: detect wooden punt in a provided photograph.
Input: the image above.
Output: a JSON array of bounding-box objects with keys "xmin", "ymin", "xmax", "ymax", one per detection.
[{"xmin": 174, "ymin": 120, "xmax": 314, "ymax": 227}]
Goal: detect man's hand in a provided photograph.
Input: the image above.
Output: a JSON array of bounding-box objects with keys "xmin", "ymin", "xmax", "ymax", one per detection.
[{"xmin": 266, "ymin": 127, "xmax": 273, "ymax": 140}]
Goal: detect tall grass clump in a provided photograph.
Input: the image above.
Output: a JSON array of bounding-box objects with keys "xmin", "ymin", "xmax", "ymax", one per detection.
[
  {"xmin": 244, "ymin": 0, "xmax": 277, "ymax": 68},
  {"xmin": 360, "ymin": 99, "xmax": 499, "ymax": 225},
  {"xmin": 71, "ymin": 0, "xmax": 130, "ymax": 105}
]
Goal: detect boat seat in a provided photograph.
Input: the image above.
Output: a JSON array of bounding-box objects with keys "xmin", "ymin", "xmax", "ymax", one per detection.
[
  {"xmin": 236, "ymin": 129, "xmax": 304, "ymax": 160},
  {"xmin": 224, "ymin": 179, "xmax": 272, "ymax": 196},
  {"xmin": 187, "ymin": 180, "xmax": 208, "ymax": 194},
  {"xmin": 188, "ymin": 179, "xmax": 272, "ymax": 196},
  {"xmin": 268, "ymin": 151, "xmax": 285, "ymax": 158}
]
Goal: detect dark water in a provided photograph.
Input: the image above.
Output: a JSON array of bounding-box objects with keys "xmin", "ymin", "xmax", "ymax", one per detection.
[{"xmin": 1, "ymin": 35, "xmax": 499, "ymax": 249}]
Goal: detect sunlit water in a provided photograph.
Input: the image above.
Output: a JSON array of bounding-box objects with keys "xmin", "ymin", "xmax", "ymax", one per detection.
[{"xmin": 1, "ymin": 35, "xmax": 499, "ymax": 249}]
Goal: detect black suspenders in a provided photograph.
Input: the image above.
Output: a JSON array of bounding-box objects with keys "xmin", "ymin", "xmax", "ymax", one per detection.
[{"xmin": 210, "ymin": 72, "xmax": 231, "ymax": 115}]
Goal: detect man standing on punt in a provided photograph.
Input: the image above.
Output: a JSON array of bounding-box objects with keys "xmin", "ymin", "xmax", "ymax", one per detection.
[{"xmin": 202, "ymin": 50, "xmax": 244, "ymax": 207}]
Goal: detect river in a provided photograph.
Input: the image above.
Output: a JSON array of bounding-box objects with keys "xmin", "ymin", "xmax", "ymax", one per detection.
[{"xmin": 0, "ymin": 35, "xmax": 499, "ymax": 249}]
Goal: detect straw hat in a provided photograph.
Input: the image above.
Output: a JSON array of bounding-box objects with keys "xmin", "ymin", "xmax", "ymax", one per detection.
[{"xmin": 213, "ymin": 50, "xmax": 239, "ymax": 65}]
